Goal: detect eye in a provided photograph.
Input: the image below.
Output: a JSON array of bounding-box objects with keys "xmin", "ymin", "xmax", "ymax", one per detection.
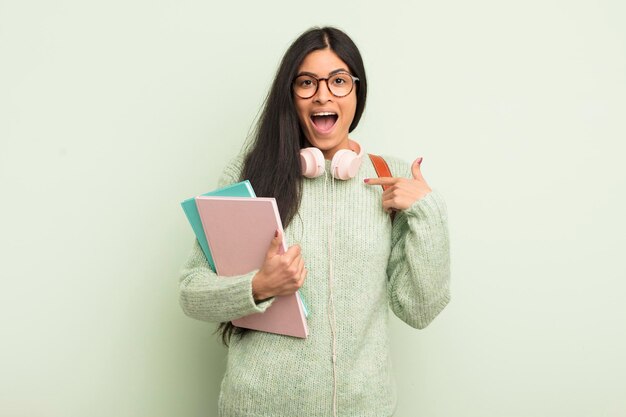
[
  {"xmin": 297, "ymin": 76, "xmax": 316, "ymax": 89},
  {"xmin": 332, "ymin": 76, "xmax": 348, "ymax": 85}
]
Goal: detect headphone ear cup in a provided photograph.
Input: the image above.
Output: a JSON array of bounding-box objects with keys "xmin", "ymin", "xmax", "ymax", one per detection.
[
  {"xmin": 331, "ymin": 149, "xmax": 362, "ymax": 180},
  {"xmin": 300, "ymin": 147, "xmax": 325, "ymax": 178}
]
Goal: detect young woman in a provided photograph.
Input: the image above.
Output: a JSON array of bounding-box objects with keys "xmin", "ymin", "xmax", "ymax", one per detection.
[{"xmin": 179, "ymin": 26, "xmax": 450, "ymax": 417}]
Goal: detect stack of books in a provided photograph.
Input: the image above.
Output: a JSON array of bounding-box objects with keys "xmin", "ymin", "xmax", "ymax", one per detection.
[{"xmin": 181, "ymin": 181, "xmax": 308, "ymax": 338}]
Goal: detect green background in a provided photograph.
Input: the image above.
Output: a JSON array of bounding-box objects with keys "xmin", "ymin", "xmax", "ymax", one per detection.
[{"xmin": 1, "ymin": 0, "xmax": 625, "ymax": 416}]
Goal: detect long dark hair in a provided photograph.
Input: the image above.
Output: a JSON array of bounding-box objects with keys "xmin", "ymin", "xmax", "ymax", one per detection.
[{"xmin": 217, "ymin": 26, "xmax": 368, "ymax": 345}]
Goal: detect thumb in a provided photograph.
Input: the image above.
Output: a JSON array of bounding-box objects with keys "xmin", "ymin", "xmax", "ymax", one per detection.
[
  {"xmin": 411, "ymin": 157, "xmax": 424, "ymax": 179},
  {"xmin": 267, "ymin": 229, "xmax": 283, "ymax": 257}
]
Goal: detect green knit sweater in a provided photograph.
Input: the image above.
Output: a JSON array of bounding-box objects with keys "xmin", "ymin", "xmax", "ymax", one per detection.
[{"xmin": 178, "ymin": 153, "xmax": 450, "ymax": 417}]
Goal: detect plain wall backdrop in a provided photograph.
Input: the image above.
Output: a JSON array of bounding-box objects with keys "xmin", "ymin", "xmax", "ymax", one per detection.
[{"xmin": 1, "ymin": 0, "xmax": 625, "ymax": 416}]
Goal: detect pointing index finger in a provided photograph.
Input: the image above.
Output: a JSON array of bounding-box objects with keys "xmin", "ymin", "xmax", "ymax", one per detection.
[{"xmin": 364, "ymin": 177, "xmax": 398, "ymax": 185}]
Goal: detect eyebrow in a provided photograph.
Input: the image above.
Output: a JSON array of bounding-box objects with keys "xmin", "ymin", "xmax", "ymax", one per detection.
[{"xmin": 296, "ymin": 68, "xmax": 351, "ymax": 78}]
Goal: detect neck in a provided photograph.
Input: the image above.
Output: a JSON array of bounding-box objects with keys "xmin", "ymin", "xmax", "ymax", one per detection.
[{"xmin": 322, "ymin": 138, "xmax": 360, "ymax": 160}]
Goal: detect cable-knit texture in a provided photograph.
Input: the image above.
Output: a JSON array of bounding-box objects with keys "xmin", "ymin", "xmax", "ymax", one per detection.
[{"xmin": 178, "ymin": 153, "xmax": 451, "ymax": 417}]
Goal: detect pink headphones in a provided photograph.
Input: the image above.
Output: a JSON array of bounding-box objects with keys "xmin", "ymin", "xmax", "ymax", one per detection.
[{"xmin": 300, "ymin": 140, "xmax": 364, "ymax": 180}]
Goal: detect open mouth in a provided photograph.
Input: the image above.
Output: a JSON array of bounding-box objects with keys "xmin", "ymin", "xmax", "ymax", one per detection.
[{"xmin": 311, "ymin": 112, "xmax": 338, "ymax": 133}]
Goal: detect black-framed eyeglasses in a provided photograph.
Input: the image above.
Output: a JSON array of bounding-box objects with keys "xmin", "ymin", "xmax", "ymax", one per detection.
[{"xmin": 293, "ymin": 72, "xmax": 359, "ymax": 99}]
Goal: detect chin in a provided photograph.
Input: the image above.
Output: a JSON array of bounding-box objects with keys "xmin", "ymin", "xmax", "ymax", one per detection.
[{"xmin": 307, "ymin": 133, "xmax": 344, "ymax": 148}]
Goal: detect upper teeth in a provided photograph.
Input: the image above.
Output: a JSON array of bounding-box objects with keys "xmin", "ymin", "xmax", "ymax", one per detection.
[{"xmin": 313, "ymin": 112, "xmax": 336, "ymax": 116}]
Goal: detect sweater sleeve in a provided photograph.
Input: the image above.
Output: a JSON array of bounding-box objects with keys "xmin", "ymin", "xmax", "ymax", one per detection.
[
  {"xmin": 386, "ymin": 159, "xmax": 451, "ymax": 329},
  {"xmin": 178, "ymin": 155, "xmax": 275, "ymax": 323}
]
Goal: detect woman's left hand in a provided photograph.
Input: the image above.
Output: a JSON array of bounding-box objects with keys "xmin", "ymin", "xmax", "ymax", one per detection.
[{"xmin": 364, "ymin": 157, "xmax": 432, "ymax": 213}]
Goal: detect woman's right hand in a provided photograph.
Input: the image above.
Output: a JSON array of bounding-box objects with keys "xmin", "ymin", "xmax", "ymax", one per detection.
[{"xmin": 251, "ymin": 230, "xmax": 307, "ymax": 301}]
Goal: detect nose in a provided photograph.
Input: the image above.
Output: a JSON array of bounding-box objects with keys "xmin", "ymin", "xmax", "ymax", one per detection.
[{"xmin": 313, "ymin": 79, "xmax": 332, "ymax": 103}]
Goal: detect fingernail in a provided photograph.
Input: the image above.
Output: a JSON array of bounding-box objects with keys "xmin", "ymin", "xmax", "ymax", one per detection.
[
  {"xmin": 364, "ymin": 178, "xmax": 370, "ymax": 183},
  {"xmin": 417, "ymin": 157, "xmax": 423, "ymax": 165}
]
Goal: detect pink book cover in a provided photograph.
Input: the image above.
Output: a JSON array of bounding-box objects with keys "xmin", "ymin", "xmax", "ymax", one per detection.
[{"xmin": 195, "ymin": 196, "xmax": 308, "ymax": 339}]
